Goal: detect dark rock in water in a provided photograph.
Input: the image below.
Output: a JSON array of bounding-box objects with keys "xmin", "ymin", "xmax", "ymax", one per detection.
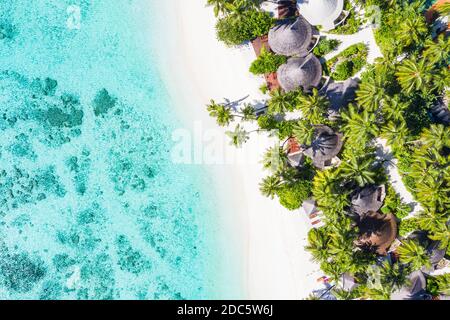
[
  {"xmin": 115, "ymin": 235, "xmax": 151, "ymax": 275},
  {"xmin": 93, "ymin": 89, "xmax": 117, "ymax": 117},
  {"xmin": 0, "ymin": 252, "xmax": 47, "ymax": 293},
  {"xmin": 43, "ymin": 78, "xmax": 58, "ymax": 96},
  {"xmin": 0, "ymin": 21, "xmax": 17, "ymax": 40}
]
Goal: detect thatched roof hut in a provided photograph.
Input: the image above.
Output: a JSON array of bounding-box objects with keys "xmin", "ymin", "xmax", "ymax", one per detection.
[
  {"xmin": 268, "ymin": 16, "xmax": 313, "ymax": 57},
  {"xmin": 303, "ymin": 125, "xmax": 343, "ymax": 169},
  {"xmin": 356, "ymin": 211, "xmax": 398, "ymax": 255},
  {"xmin": 277, "ymin": 54, "xmax": 322, "ymax": 92},
  {"xmin": 297, "ymin": 0, "xmax": 344, "ymax": 31},
  {"xmin": 391, "ymin": 271, "xmax": 428, "ymax": 300},
  {"xmin": 351, "ymin": 185, "xmax": 386, "ymax": 216}
]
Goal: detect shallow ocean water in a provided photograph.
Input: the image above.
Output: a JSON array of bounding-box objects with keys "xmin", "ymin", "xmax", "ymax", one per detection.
[{"xmin": 0, "ymin": 0, "xmax": 226, "ymax": 299}]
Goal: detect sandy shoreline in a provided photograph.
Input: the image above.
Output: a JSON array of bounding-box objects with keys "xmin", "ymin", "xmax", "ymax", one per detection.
[{"xmin": 151, "ymin": 0, "xmax": 320, "ymax": 299}]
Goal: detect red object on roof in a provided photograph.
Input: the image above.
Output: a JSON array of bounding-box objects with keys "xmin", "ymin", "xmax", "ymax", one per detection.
[{"xmin": 287, "ymin": 138, "xmax": 302, "ymax": 154}]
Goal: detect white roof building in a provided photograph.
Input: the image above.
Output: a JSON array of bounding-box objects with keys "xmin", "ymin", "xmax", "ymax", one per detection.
[{"xmin": 297, "ymin": 0, "xmax": 345, "ymax": 31}]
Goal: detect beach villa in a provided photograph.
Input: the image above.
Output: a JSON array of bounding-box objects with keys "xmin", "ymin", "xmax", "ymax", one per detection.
[
  {"xmin": 277, "ymin": 54, "xmax": 323, "ymax": 92},
  {"xmin": 351, "ymin": 185, "xmax": 386, "ymax": 216},
  {"xmin": 303, "ymin": 125, "xmax": 343, "ymax": 169},
  {"xmin": 268, "ymin": 16, "xmax": 319, "ymax": 57},
  {"xmin": 296, "ymin": 0, "xmax": 348, "ymax": 31},
  {"xmin": 356, "ymin": 211, "xmax": 398, "ymax": 256}
]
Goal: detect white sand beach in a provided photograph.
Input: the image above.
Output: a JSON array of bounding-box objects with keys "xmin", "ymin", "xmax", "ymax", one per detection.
[{"xmin": 152, "ymin": 1, "xmax": 322, "ymax": 299}]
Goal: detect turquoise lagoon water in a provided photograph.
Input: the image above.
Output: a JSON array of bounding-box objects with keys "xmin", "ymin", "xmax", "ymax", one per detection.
[{"xmin": 0, "ymin": 0, "xmax": 236, "ymax": 299}]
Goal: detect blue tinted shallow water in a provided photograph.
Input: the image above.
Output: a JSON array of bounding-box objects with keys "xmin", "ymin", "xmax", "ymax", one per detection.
[{"xmin": 0, "ymin": 0, "xmax": 234, "ymax": 299}]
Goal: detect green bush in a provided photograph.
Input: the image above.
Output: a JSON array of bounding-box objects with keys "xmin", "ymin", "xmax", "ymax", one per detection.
[
  {"xmin": 276, "ymin": 120, "xmax": 296, "ymax": 140},
  {"xmin": 327, "ymin": 43, "xmax": 368, "ymax": 81},
  {"xmin": 257, "ymin": 114, "xmax": 277, "ymax": 130},
  {"xmin": 250, "ymin": 48, "xmax": 286, "ymax": 75},
  {"xmin": 328, "ymin": 1, "xmax": 361, "ymax": 35},
  {"xmin": 426, "ymin": 274, "xmax": 450, "ymax": 296},
  {"xmin": 216, "ymin": 10, "xmax": 274, "ymax": 46},
  {"xmin": 276, "ymin": 179, "xmax": 312, "ymax": 210},
  {"xmin": 332, "ymin": 60, "xmax": 354, "ymax": 81},
  {"xmin": 399, "ymin": 218, "xmax": 421, "ymax": 237},
  {"xmin": 381, "ymin": 184, "xmax": 411, "ymax": 219},
  {"xmin": 313, "ymin": 38, "xmax": 341, "ymax": 57}
]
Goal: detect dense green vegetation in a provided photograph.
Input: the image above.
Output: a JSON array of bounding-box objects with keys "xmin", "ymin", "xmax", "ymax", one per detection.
[
  {"xmin": 210, "ymin": 0, "xmax": 274, "ymax": 46},
  {"xmin": 207, "ymin": 0, "xmax": 450, "ymax": 300},
  {"xmin": 313, "ymin": 38, "xmax": 341, "ymax": 57},
  {"xmin": 249, "ymin": 48, "xmax": 287, "ymax": 75},
  {"xmin": 326, "ymin": 43, "xmax": 368, "ymax": 80}
]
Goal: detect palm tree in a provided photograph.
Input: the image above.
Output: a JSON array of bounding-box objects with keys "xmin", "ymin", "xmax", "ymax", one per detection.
[
  {"xmin": 414, "ymin": 175, "xmax": 450, "ymax": 213},
  {"xmin": 420, "ymin": 124, "xmax": 450, "ymax": 150},
  {"xmin": 306, "ymin": 228, "xmax": 330, "ymax": 262},
  {"xmin": 381, "ymin": 120, "xmax": 410, "ymax": 150},
  {"xmin": 396, "ymin": 57, "xmax": 434, "ymax": 94},
  {"xmin": 397, "ymin": 239, "xmax": 431, "ymax": 271},
  {"xmin": 225, "ymin": 124, "xmax": 249, "ymax": 147},
  {"xmin": 434, "ymin": 274, "xmax": 450, "ymax": 295},
  {"xmin": 382, "ymin": 95, "xmax": 409, "ymax": 122},
  {"xmin": 267, "ymin": 89, "xmax": 295, "ymax": 115},
  {"xmin": 378, "ymin": 260, "xmax": 408, "ymax": 291},
  {"xmin": 240, "ymin": 103, "xmax": 256, "ymax": 121},
  {"xmin": 259, "ymin": 175, "xmax": 282, "ymax": 199},
  {"xmin": 356, "ymin": 77, "xmax": 387, "ymax": 112},
  {"xmin": 261, "ymin": 146, "xmax": 286, "ymax": 173},
  {"xmin": 207, "ymin": 0, "xmax": 231, "ymax": 17},
  {"xmin": 312, "ymin": 169, "xmax": 343, "ymax": 206},
  {"xmin": 423, "ymin": 34, "xmax": 450, "ymax": 66},
  {"xmin": 206, "ymin": 0, "xmax": 262, "ymax": 17},
  {"xmin": 427, "ymin": 219, "xmax": 450, "ymax": 254},
  {"xmin": 395, "ymin": 14, "xmax": 428, "ymax": 49},
  {"xmin": 342, "ymin": 105, "xmax": 379, "ymax": 147},
  {"xmin": 338, "ymin": 156, "xmax": 377, "ymax": 187},
  {"xmin": 292, "ymin": 121, "xmax": 315, "ymax": 145},
  {"xmin": 362, "ymin": 285, "xmax": 392, "ymax": 300},
  {"xmin": 296, "ymin": 88, "xmax": 329, "ymax": 124},
  {"xmin": 433, "ymin": 66, "xmax": 450, "ymax": 92},
  {"xmin": 207, "ymin": 100, "xmax": 234, "ymax": 126}
]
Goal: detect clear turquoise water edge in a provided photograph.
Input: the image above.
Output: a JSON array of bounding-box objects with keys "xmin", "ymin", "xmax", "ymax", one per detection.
[{"xmin": 0, "ymin": 0, "xmax": 238, "ymax": 299}]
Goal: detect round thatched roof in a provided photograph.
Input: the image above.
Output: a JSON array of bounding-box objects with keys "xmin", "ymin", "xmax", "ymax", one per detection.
[
  {"xmin": 297, "ymin": 0, "xmax": 344, "ymax": 30},
  {"xmin": 356, "ymin": 211, "xmax": 398, "ymax": 256},
  {"xmin": 303, "ymin": 125, "xmax": 343, "ymax": 169},
  {"xmin": 268, "ymin": 16, "xmax": 313, "ymax": 57},
  {"xmin": 391, "ymin": 271, "xmax": 427, "ymax": 300},
  {"xmin": 277, "ymin": 54, "xmax": 322, "ymax": 92},
  {"xmin": 351, "ymin": 185, "xmax": 386, "ymax": 216}
]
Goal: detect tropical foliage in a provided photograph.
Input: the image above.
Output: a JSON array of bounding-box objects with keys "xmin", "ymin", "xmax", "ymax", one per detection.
[
  {"xmin": 249, "ymin": 47, "xmax": 286, "ymax": 75},
  {"xmin": 206, "ymin": 0, "xmax": 450, "ymax": 300}
]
